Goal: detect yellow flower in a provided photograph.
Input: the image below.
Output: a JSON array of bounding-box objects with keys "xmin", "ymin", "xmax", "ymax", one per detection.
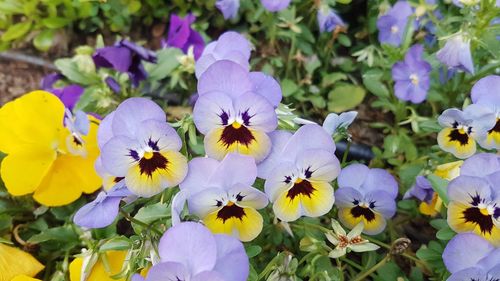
[
  {"xmin": 69, "ymin": 251, "xmax": 127, "ymax": 281},
  {"xmin": 10, "ymin": 276, "xmax": 40, "ymax": 281},
  {"xmin": 0, "ymin": 243, "xmax": 44, "ymax": 281},
  {"xmin": 0, "ymin": 91, "xmax": 102, "ymax": 206}
]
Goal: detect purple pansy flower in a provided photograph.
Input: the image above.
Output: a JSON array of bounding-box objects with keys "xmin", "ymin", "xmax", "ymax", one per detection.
[
  {"xmin": 132, "ymin": 222, "xmax": 249, "ymax": 281},
  {"xmin": 41, "ymin": 74, "xmax": 84, "ymax": 110},
  {"xmin": 260, "ymin": 0, "xmax": 291, "ymax": 12},
  {"xmin": 193, "ymin": 60, "xmax": 281, "ymax": 162},
  {"xmin": 335, "ymin": 164, "xmax": 398, "ymax": 235},
  {"xmin": 93, "ymin": 40, "xmax": 157, "ymax": 86},
  {"xmin": 322, "ymin": 111, "xmax": 358, "ymax": 135},
  {"xmin": 442, "ymin": 233, "xmax": 500, "ymax": 281},
  {"xmin": 98, "ymin": 98, "xmax": 188, "ymax": 197},
  {"xmin": 403, "ymin": 176, "xmax": 434, "ymax": 204},
  {"xmin": 216, "ymin": 0, "xmax": 240, "ymax": 20},
  {"xmin": 392, "ymin": 44, "xmax": 432, "ymax": 103},
  {"xmin": 376, "ymin": 1, "xmax": 414, "ymax": 46},
  {"xmin": 173, "ymin": 154, "xmax": 268, "ymax": 242},
  {"xmin": 317, "ymin": 6, "xmax": 345, "ymax": 33},
  {"xmin": 162, "ymin": 14, "xmax": 205, "ymax": 60},
  {"xmin": 436, "ymin": 33, "xmax": 474, "ymax": 74},
  {"xmin": 258, "ymin": 124, "xmax": 340, "ymax": 222},
  {"xmin": 195, "ymin": 31, "xmax": 252, "ymax": 78}
]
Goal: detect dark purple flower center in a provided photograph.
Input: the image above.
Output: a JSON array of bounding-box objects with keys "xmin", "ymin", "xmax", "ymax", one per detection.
[
  {"xmin": 286, "ymin": 179, "xmax": 315, "ymax": 200},
  {"xmin": 217, "ymin": 202, "xmax": 246, "ymax": 222},
  {"xmin": 488, "ymin": 119, "xmax": 500, "ymax": 134},
  {"xmin": 350, "ymin": 204, "xmax": 376, "ymax": 222},
  {"xmin": 138, "ymin": 152, "xmax": 168, "ymax": 177},
  {"xmin": 462, "ymin": 207, "xmax": 494, "ymax": 235},
  {"xmin": 113, "ymin": 177, "xmax": 125, "ymax": 183},
  {"xmin": 448, "ymin": 128, "xmax": 470, "ymax": 146},
  {"xmin": 219, "ymin": 123, "xmax": 255, "ymax": 148}
]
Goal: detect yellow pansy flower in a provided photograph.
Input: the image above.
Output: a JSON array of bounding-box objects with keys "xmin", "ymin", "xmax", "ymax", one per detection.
[
  {"xmin": 0, "ymin": 243, "xmax": 44, "ymax": 281},
  {"xmin": 69, "ymin": 251, "xmax": 127, "ymax": 281},
  {"xmin": 0, "ymin": 91, "xmax": 102, "ymax": 206}
]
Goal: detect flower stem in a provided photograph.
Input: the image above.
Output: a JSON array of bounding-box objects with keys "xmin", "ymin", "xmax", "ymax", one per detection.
[
  {"xmin": 341, "ymin": 141, "xmax": 351, "ymax": 165},
  {"xmin": 351, "ymin": 254, "xmax": 390, "ymax": 281},
  {"xmin": 119, "ymin": 209, "xmax": 162, "ymax": 235}
]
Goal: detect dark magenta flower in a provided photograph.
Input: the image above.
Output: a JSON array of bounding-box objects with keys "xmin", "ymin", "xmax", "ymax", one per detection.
[
  {"xmin": 162, "ymin": 14, "xmax": 205, "ymax": 60},
  {"xmin": 376, "ymin": 1, "xmax": 414, "ymax": 46},
  {"xmin": 93, "ymin": 40, "xmax": 157, "ymax": 87},
  {"xmin": 391, "ymin": 44, "xmax": 431, "ymax": 103}
]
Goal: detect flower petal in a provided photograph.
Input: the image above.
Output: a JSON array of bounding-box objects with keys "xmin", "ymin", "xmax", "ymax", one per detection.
[
  {"xmin": 295, "ymin": 148, "xmax": 340, "ymax": 182},
  {"xmin": 257, "ymin": 130, "xmax": 292, "ymax": 179},
  {"xmin": 213, "ymin": 234, "xmax": 249, "ymax": 281},
  {"xmin": 198, "ymin": 60, "xmax": 253, "ymax": 99},
  {"xmin": 145, "ymin": 262, "xmax": 189, "ymax": 281},
  {"xmin": 0, "ymin": 244, "xmax": 44, "ymax": 281},
  {"xmin": 135, "ymin": 119, "xmax": 182, "ymax": 152},
  {"xmin": 101, "ymin": 136, "xmax": 141, "ymax": 176},
  {"xmin": 233, "ymin": 92, "xmax": 278, "ymax": 132},
  {"xmin": 73, "ymin": 192, "xmax": 121, "ymax": 228},
  {"xmin": 249, "ymin": 72, "xmax": 282, "ymax": 107},
  {"xmin": 193, "ymin": 91, "xmax": 235, "ymax": 134},
  {"xmin": 442, "ymin": 233, "xmax": 494, "ymax": 274},
  {"xmin": 203, "ymin": 207, "xmax": 263, "ymax": 242},
  {"xmin": 280, "ymin": 124, "xmax": 336, "ymax": 162},
  {"xmin": 208, "ymin": 153, "xmax": 257, "ymax": 189},
  {"xmin": 111, "ymin": 97, "xmax": 166, "ymax": 138},
  {"xmin": 180, "ymin": 157, "xmax": 220, "ymax": 195}
]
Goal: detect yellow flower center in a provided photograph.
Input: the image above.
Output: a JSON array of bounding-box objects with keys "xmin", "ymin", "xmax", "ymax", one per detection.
[
  {"xmin": 410, "ymin": 74, "xmax": 419, "ymax": 85},
  {"xmin": 458, "ymin": 128, "xmax": 466, "ymax": 134},
  {"xmin": 295, "ymin": 178, "xmax": 303, "ymax": 184},
  {"xmin": 480, "ymin": 208, "xmax": 489, "ymax": 216},
  {"xmin": 232, "ymin": 122, "xmax": 242, "ymax": 129},
  {"xmin": 227, "ymin": 201, "xmax": 235, "ymax": 207},
  {"xmin": 143, "ymin": 151, "xmax": 154, "ymax": 160}
]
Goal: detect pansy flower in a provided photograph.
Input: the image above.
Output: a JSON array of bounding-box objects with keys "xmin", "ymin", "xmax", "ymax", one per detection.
[
  {"xmin": 470, "ymin": 75, "xmax": 500, "ymax": 150},
  {"xmin": 99, "ymin": 98, "xmax": 188, "ymax": 197},
  {"xmin": 442, "ymin": 233, "xmax": 500, "ymax": 280},
  {"xmin": 41, "ymin": 73, "xmax": 84, "ymax": 110},
  {"xmin": 317, "ymin": 6, "xmax": 345, "ymax": 33},
  {"xmin": 132, "ymin": 222, "xmax": 249, "ymax": 281},
  {"xmin": 193, "ymin": 60, "xmax": 281, "ymax": 162},
  {"xmin": 335, "ymin": 164, "xmax": 398, "ymax": 235},
  {"xmin": 195, "ymin": 31, "xmax": 252, "ymax": 78},
  {"xmin": 177, "ymin": 154, "xmax": 268, "ymax": 242},
  {"xmin": 447, "ymin": 173, "xmax": 500, "ymax": 245},
  {"xmin": 391, "ymin": 44, "xmax": 432, "ymax": 103},
  {"xmin": 215, "ymin": 0, "xmax": 240, "ymax": 20},
  {"xmin": 260, "ymin": 0, "xmax": 291, "ymax": 12},
  {"xmin": 162, "ymin": 14, "xmax": 205, "ymax": 60},
  {"xmin": 436, "ymin": 33, "xmax": 474, "ymax": 74},
  {"xmin": 0, "ymin": 243, "xmax": 44, "ymax": 281},
  {"xmin": 69, "ymin": 250, "xmax": 129, "ymax": 281},
  {"xmin": 0, "ymin": 91, "xmax": 102, "ymax": 206},
  {"xmin": 322, "ymin": 111, "xmax": 357, "ymax": 136},
  {"xmin": 437, "ymin": 108, "xmax": 494, "ymax": 159},
  {"xmin": 93, "ymin": 40, "xmax": 157, "ymax": 86},
  {"xmin": 376, "ymin": 1, "xmax": 414, "ymax": 46},
  {"xmin": 258, "ymin": 124, "xmax": 340, "ymax": 222}
]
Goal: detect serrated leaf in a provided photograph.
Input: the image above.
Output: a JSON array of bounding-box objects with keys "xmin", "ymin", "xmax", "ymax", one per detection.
[
  {"xmin": 1, "ymin": 21, "xmax": 32, "ymax": 41},
  {"xmin": 327, "ymin": 84, "xmax": 366, "ymax": 112}
]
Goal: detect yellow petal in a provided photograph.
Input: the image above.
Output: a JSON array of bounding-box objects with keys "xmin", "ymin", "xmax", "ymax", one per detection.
[
  {"xmin": 434, "ymin": 160, "xmax": 463, "ymax": 181},
  {"xmin": 437, "ymin": 128, "xmax": 476, "ymax": 159},
  {"xmin": 203, "ymin": 207, "xmax": 263, "ymax": 242},
  {"xmin": 0, "ymin": 149, "xmax": 56, "ymax": 196},
  {"xmin": 0, "ymin": 91, "xmax": 65, "ymax": 154},
  {"xmin": 69, "ymin": 251, "xmax": 127, "ymax": 281},
  {"xmin": 0, "ymin": 244, "xmax": 44, "ymax": 281},
  {"xmin": 10, "ymin": 275, "xmax": 41, "ymax": 281},
  {"xmin": 338, "ymin": 208, "xmax": 386, "ymax": 235}
]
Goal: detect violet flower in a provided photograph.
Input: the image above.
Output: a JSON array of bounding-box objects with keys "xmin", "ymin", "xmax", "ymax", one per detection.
[
  {"xmin": 335, "ymin": 164, "xmax": 398, "ymax": 235},
  {"xmin": 162, "ymin": 14, "xmax": 205, "ymax": 60},
  {"xmin": 403, "ymin": 176, "xmax": 434, "ymax": 204},
  {"xmin": 436, "ymin": 33, "xmax": 474, "ymax": 74},
  {"xmin": 41, "ymin": 73, "xmax": 84, "ymax": 110},
  {"xmin": 260, "ymin": 0, "xmax": 291, "ymax": 12},
  {"xmin": 195, "ymin": 31, "xmax": 252, "ymax": 78},
  {"xmin": 132, "ymin": 222, "xmax": 249, "ymax": 281},
  {"xmin": 470, "ymin": 75, "xmax": 500, "ymax": 150},
  {"xmin": 93, "ymin": 40, "xmax": 157, "ymax": 86},
  {"xmin": 376, "ymin": 1, "xmax": 414, "ymax": 46},
  {"xmin": 392, "ymin": 44, "xmax": 432, "ymax": 103},
  {"xmin": 105, "ymin": 77, "xmax": 121, "ymax": 94},
  {"xmin": 317, "ymin": 6, "xmax": 345, "ymax": 33},
  {"xmin": 216, "ymin": 0, "xmax": 240, "ymax": 20},
  {"xmin": 322, "ymin": 111, "xmax": 358, "ymax": 135}
]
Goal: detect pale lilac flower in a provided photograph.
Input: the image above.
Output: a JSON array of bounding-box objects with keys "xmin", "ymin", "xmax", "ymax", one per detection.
[
  {"xmin": 392, "ymin": 44, "xmax": 432, "ymax": 103},
  {"xmin": 317, "ymin": 6, "xmax": 345, "ymax": 33},
  {"xmin": 436, "ymin": 34, "xmax": 474, "ymax": 74},
  {"xmin": 323, "ymin": 111, "xmax": 358, "ymax": 135},
  {"xmin": 259, "ymin": 124, "xmax": 340, "ymax": 222},
  {"xmin": 335, "ymin": 164, "xmax": 398, "ymax": 235},
  {"xmin": 403, "ymin": 176, "xmax": 434, "ymax": 204},
  {"xmin": 216, "ymin": 0, "xmax": 240, "ymax": 19},
  {"xmin": 132, "ymin": 222, "xmax": 249, "ymax": 281},
  {"xmin": 470, "ymin": 75, "xmax": 500, "ymax": 149},
  {"xmin": 195, "ymin": 31, "xmax": 252, "ymax": 78},
  {"xmin": 162, "ymin": 14, "xmax": 205, "ymax": 60},
  {"xmin": 260, "ymin": 0, "xmax": 291, "ymax": 12},
  {"xmin": 376, "ymin": 1, "xmax": 414, "ymax": 46}
]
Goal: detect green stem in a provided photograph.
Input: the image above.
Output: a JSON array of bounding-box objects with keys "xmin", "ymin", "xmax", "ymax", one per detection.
[
  {"xmin": 351, "ymin": 254, "xmax": 390, "ymax": 281},
  {"xmin": 336, "ymin": 258, "xmax": 345, "ymax": 281},
  {"xmin": 119, "ymin": 209, "xmax": 162, "ymax": 235},
  {"xmin": 341, "ymin": 142, "xmax": 351, "ymax": 165}
]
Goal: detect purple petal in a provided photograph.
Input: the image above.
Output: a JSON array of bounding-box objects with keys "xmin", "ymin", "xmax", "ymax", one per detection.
[
  {"xmin": 438, "ymin": 108, "xmax": 470, "ymax": 127},
  {"xmin": 471, "ymin": 75, "xmax": 500, "ymax": 104},
  {"xmin": 442, "ymin": 233, "xmax": 494, "ymax": 274},
  {"xmin": 216, "ymin": 0, "xmax": 240, "ymax": 20},
  {"xmin": 338, "ymin": 163, "xmax": 370, "ymax": 190},
  {"xmin": 105, "ymin": 77, "xmax": 121, "ymax": 93},
  {"xmin": 120, "ymin": 40, "xmax": 156, "ymax": 63},
  {"xmin": 101, "ymin": 135, "xmax": 140, "ymax": 176},
  {"xmin": 134, "ymin": 119, "xmax": 182, "ymax": 152},
  {"xmin": 257, "ymin": 130, "xmax": 293, "ymax": 179},
  {"xmin": 448, "ymin": 267, "xmax": 487, "ymax": 281},
  {"xmin": 260, "ymin": 0, "xmax": 291, "ymax": 12},
  {"xmin": 51, "ymin": 85, "xmax": 84, "ymax": 110},
  {"xmin": 111, "ymin": 97, "xmax": 166, "ymax": 138},
  {"xmin": 192, "ymin": 271, "xmax": 225, "ymax": 281},
  {"xmin": 179, "ymin": 157, "xmax": 220, "ymax": 195},
  {"xmin": 403, "ymin": 176, "xmax": 434, "ymax": 203},
  {"xmin": 447, "ymin": 175, "xmax": 492, "ymax": 203},
  {"xmin": 166, "ymin": 14, "xmax": 192, "ymax": 49},
  {"xmin": 197, "ymin": 60, "xmax": 253, "ymax": 99},
  {"xmin": 233, "ymin": 92, "xmax": 278, "ymax": 132},
  {"xmin": 213, "ymin": 234, "xmax": 249, "ymax": 281},
  {"xmin": 213, "ymin": 32, "xmax": 252, "ymax": 60},
  {"xmin": 249, "ymin": 72, "xmax": 282, "ymax": 107},
  {"xmin": 208, "ymin": 153, "xmax": 257, "ymax": 190},
  {"xmin": 73, "ymin": 192, "xmax": 121, "ymax": 228},
  {"xmin": 159, "ymin": 222, "xmax": 218, "ymax": 275},
  {"xmin": 334, "ymin": 187, "xmax": 363, "ymax": 209},
  {"xmin": 41, "ymin": 73, "xmax": 63, "ymax": 90},
  {"xmin": 364, "ymin": 190, "xmax": 397, "ymax": 218},
  {"xmin": 93, "ymin": 46, "xmax": 132, "ymax": 72},
  {"xmin": 192, "ymin": 91, "xmax": 234, "ymax": 134},
  {"xmin": 280, "ymin": 124, "xmax": 336, "ymax": 162},
  {"xmin": 460, "ymin": 153, "xmax": 500, "ymax": 178},
  {"xmin": 322, "ymin": 111, "xmax": 358, "ymax": 135},
  {"xmin": 145, "ymin": 262, "xmax": 189, "ymax": 281},
  {"xmin": 97, "ymin": 111, "xmax": 115, "ymax": 148}
]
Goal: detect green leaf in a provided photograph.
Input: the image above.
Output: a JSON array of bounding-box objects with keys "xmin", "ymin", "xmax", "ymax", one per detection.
[
  {"xmin": 362, "ymin": 69, "xmax": 389, "ymax": 98},
  {"xmin": 245, "ymin": 245, "xmax": 262, "ymax": 258},
  {"xmin": 27, "ymin": 225, "xmax": 79, "ymax": 250},
  {"xmin": 0, "ymin": 1, "xmax": 23, "ymax": 14},
  {"xmin": 54, "ymin": 58, "xmax": 100, "ymax": 85},
  {"xmin": 33, "ymin": 29, "xmax": 55, "ymax": 51},
  {"xmin": 42, "ymin": 17, "xmax": 70, "ymax": 28},
  {"xmin": 327, "ymin": 83, "xmax": 366, "ymax": 112},
  {"xmin": 427, "ymin": 174, "xmax": 449, "ymax": 205},
  {"xmin": 321, "ymin": 72, "xmax": 347, "ymax": 88},
  {"xmin": 146, "ymin": 48, "xmax": 182, "ymax": 80},
  {"xmin": 281, "ymin": 79, "xmax": 299, "ymax": 97},
  {"xmin": 1, "ymin": 21, "xmax": 32, "ymax": 41},
  {"xmin": 100, "ymin": 236, "xmax": 132, "ymax": 251},
  {"xmin": 132, "ymin": 202, "xmax": 170, "ymax": 233},
  {"xmin": 436, "ymin": 226, "xmax": 456, "ymax": 241}
]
